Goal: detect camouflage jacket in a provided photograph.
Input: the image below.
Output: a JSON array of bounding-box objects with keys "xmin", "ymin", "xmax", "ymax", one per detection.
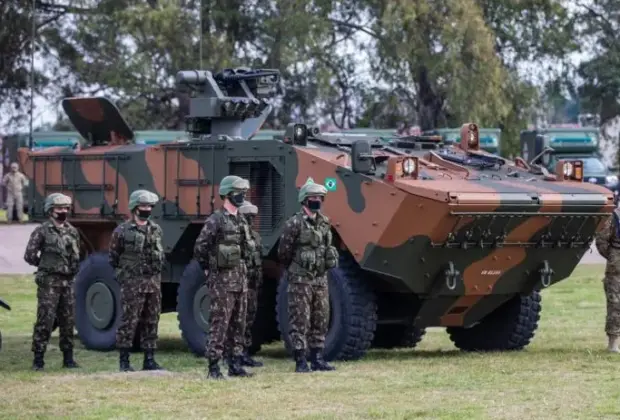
[
  {"xmin": 595, "ymin": 211, "xmax": 620, "ymax": 277},
  {"xmin": 108, "ymin": 219, "xmax": 165, "ymax": 292},
  {"xmin": 23, "ymin": 220, "xmax": 80, "ymax": 282},
  {"xmin": 277, "ymin": 211, "xmax": 339, "ymax": 284},
  {"xmin": 2, "ymin": 171, "xmax": 28, "ymax": 195},
  {"xmin": 193, "ymin": 208, "xmax": 250, "ymax": 292}
]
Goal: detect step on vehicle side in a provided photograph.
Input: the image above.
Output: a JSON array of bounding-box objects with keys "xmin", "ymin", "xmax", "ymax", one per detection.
[{"xmin": 18, "ymin": 67, "xmax": 615, "ymax": 361}]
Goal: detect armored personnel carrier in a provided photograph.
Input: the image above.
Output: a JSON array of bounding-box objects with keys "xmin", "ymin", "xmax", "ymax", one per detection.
[{"xmin": 17, "ymin": 67, "xmax": 615, "ymax": 361}]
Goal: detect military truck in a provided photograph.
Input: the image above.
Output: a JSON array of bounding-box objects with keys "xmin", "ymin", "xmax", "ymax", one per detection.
[
  {"xmin": 17, "ymin": 67, "xmax": 614, "ymax": 361},
  {"xmin": 425, "ymin": 127, "xmax": 501, "ymax": 155},
  {"xmin": 520, "ymin": 127, "xmax": 619, "ymax": 197}
]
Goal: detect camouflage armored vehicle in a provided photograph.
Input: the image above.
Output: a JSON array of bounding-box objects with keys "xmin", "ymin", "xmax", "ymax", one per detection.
[{"xmin": 18, "ymin": 67, "xmax": 615, "ymax": 361}]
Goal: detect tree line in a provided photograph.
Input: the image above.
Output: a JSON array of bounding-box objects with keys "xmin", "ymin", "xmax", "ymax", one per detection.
[{"xmin": 1, "ymin": 0, "xmax": 619, "ymax": 158}]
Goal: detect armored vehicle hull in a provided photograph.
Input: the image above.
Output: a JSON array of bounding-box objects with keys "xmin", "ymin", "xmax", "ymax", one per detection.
[{"xmin": 17, "ymin": 70, "xmax": 615, "ymax": 361}]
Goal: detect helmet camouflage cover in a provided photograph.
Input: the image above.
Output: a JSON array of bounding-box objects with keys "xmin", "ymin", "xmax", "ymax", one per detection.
[
  {"xmin": 128, "ymin": 189, "xmax": 159, "ymax": 211},
  {"xmin": 219, "ymin": 175, "xmax": 250, "ymax": 196},
  {"xmin": 44, "ymin": 193, "xmax": 72, "ymax": 213},
  {"xmin": 239, "ymin": 200, "xmax": 258, "ymax": 215},
  {"xmin": 298, "ymin": 179, "xmax": 327, "ymax": 203}
]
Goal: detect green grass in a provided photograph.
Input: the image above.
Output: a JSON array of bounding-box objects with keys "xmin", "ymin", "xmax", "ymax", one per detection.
[{"xmin": 0, "ymin": 266, "xmax": 617, "ymax": 419}]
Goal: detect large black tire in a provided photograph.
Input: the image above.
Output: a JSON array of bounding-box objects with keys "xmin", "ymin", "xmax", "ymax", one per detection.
[
  {"xmin": 74, "ymin": 253, "xmax": 122, "ymax": 351},
  {"xmin": 276, "ymin": 255, "xmax": 377, "ymax": 362},
  {"xmin": 176, "ymin": 260, "xmax": 209, "ymax": 356},
  {"xmin": 372, "ymin": 323, "xmax": 426, "ymax": 349},
  {"xmin": 447, "ymin": 291, "xmax": 542, "ymax": 351}
]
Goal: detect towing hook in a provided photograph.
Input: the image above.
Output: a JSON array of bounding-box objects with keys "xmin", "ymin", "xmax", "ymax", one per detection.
[
  {"xmin": 539, "ymin": 260, "xmax": 554, "ymax": 288},
  {"xmin": 445, "ymin": 261, "xmax": 459, "ymax": 290}
]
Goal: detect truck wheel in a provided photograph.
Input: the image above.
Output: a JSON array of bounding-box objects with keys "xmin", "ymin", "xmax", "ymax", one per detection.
[
  {"xmin": 447, "ymin": 291, "xmax": 542, "ymax": 351},
  {"xmin": 372, "ymin": 323, "xmax": 426, "ymax": 349},
  {"xmin": 276, "ymin": 255, "xmax": 377, "ymax": 361},
  {"xmin": 176, "ymin": 260, "xmax": 209, "ymax": 357},
  {"xmin": 74, "ymin": 253, "xmax": 121, "ymax": 351}
]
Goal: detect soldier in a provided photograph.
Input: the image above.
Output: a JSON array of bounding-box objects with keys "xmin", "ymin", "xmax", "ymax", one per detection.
[
  {"xmin": 24, "ymin": 193, "xmax": 80, "ymax": 371},
  {"xmin": 2, "ymin": 162, "xmax": 28, "ymax": 223},
  {"xmin": 238, "ymin": 200, "xmax": 264, "ymax": 367},
  {"xmin": 193, "ymin": 175, "xmax": 253, "ymax": 379},
  {"xmin": 595, "ymin": 205, "xmax": 620, "ymax": 352},
  {"xmin": 109, "ymin": 189, "xmax": 165, "ymax": 372},
  {"xmin": 277, "ymin": 179, "xmax": 339, "ymax": 373}
]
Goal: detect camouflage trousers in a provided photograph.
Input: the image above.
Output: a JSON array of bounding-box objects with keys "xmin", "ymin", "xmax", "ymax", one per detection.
[
  {"xmin": 116, "ymin": 285, "xmax": 161, "ymax": 350},
  {"xmin": 6, "ymin": 192, "xmax": 23, "ymax": 222},
  {"xmin": 244, "ymin": 270, "xmax": 262, "ymax": 350},
  {"xmin": 287, "ymin": 280, "xmax": 329, "ymax": 351},
  {"xmin": 604, "ymin": 274, "xmax": 620, "ymax": 336},
  {"xmin": 31, "ymin": 279, "xmax": 75, "ymax": 353},
  {"xmin": 205, "ymin": 283, "xmax": 247, "ymax": 360}
]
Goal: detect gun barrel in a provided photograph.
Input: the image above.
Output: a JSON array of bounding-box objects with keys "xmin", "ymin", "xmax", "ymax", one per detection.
[{"xmin": 176, "ymin": 70, "xmax": 210, "ymax": 86}]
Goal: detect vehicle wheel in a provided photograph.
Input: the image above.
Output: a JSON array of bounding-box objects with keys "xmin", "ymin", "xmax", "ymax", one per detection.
[
  {"xmin": 372, "ymin": 323, "xmax": 426, "ymax": 349},
  {"xmin": 276, "ymin": 254, "xmax": 378, "ymax": 361},
  {"xmin": 248, "ymin": 277, "xmax": 278, "ymax": 355},
  {"xmin": 176, "ymin": 260, "xmax": 209, "ymax": 357},
  {"xmin": 74, "ymin": 252, "xmax": 121, "ymax": 351},
  {"xmin": 447, "ymin": 291, "xmax": 542, "ymax": 351}
]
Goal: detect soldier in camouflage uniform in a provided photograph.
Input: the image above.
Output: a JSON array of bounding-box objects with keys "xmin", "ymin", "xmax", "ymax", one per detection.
[
  {"xmin": 109, "ymin": 189, "xmax": 166, "ymax": 372},
  {"xmin": 277, "ymin": 179, "xmax": 339, "ymax": 373},
  {"xmin": 595, "ymin": 205, "xmax": 620, "ymax": 352},
  {"xmin": 2, "ymin": 162, "xmax": 28, "ymax": 223},
  {"xmin": 238, "ymin": 200, "xmax": 264, "ymax": 367},
  {"xmin": 193, "ymin": 175, "xmax": 253, "ymax": 379},
  {"xmin": 24, "ymin": 193, "xmax": 80, "ymax": 371}
]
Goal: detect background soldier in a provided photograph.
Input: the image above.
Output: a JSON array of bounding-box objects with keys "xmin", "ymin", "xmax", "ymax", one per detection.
[
  {"xmin": 278, "ymin": 179, "xmax": 339, "ymax": 373},
  {"xmin": 2, "ymin": 162, "xmax": 28, "ymax": 223},
  {"xmin": 238, "ymin": 200, "xmax": 264, "ymax": 367},
  {"xmin": 193, "ymin": 175, "xmax": 253, "ymax": 379},
  {"xmin": 109, "ymin": 189, "xmax": 165, "ymax": 372},
  {"xmin": 595, "ymin": 206, "xmax": 620, "ymax": 352},
  {"xmin": 24, "ymin": 193, "xmax": 80, "ymax": 371}
]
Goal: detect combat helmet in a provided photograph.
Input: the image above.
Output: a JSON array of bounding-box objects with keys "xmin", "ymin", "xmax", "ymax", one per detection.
[
  {"xmin": 239, "ymin": 201, "xmax": 258, "ymax": 216},
  {"xmin": 128, "ymin": 189, "xmax": 159, "ymax": 211},
  {"xmin": 219, "ymin": 175, "xmax": 250, "ymax": 196},
  {"xmin": 298, "ymin": 179, "xmax": 327, "ymax": 203},
  {"xmin": 44, "ymin": 193, "xmax": 72, "ymax": 214}
]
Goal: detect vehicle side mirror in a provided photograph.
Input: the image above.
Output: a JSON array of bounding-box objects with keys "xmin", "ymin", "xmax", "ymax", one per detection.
[{"xmin": 351, "ymin": 140, "xmax": 374, "ymax": 174}]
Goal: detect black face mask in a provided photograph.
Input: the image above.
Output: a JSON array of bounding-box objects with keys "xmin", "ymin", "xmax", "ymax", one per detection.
[
  {"xmin": 137, "ymin": 209, "xmax": 151, "ymax": 221},
  {"xmin": 306, "ymin": 200, "xmax": 321, "ymax": 212},
  {"xmin": 230, "ymin": 193, "xmax": 245, "ymax": 207},
  {"xmin": 53, "ymin": 212, "xmax": 67, "ymax": 222}
]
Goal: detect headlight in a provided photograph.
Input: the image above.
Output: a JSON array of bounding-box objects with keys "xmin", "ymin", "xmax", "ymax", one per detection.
[
  {"xmin": 563, "ymin": 162, "xmax": 574, "ymax": 177},
  {"xmin": 402, "ymin": 158, "xmax": 416, "ymax": 175},
  {"xmin": 606, "ymin": 175, "xmax": 618, "ymax": 186}
]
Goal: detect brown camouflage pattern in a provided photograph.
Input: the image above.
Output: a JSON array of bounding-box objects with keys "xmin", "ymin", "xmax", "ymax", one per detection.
[
  {"xmin": 31, "ymin": 277, "xmax": 76, "ymax": 353},
  {"xmin": 595, "ymin": 211, "xmax": 620, "ymax": 335},
  {"xmin": 109, "ymin": 219, "xmax": 164, "ymax": 349},
  {"xmin": 24, "ymin": 220, "xmax": 81, "ymax": 277},
  {"xmin": 244, "ymin": 227, "xmax": 263, "ymax": 349},
  {"xmin": 15, "ymin": 94, "xmax": 616, "ymax": 347},
  {"xmin": 205, "ymin": 285, "xmax": 247, "ymax": 360}
]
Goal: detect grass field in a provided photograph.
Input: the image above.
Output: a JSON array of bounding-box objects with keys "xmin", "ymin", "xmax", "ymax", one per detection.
[{"xmin": 0, "ymin": 265, "xmax": 618, "ymax": 419}]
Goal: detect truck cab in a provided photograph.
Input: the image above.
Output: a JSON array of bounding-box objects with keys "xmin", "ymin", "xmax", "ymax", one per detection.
[{"xmin": 519, "ymin": 127, "xmax": 619, "ymax": 196}]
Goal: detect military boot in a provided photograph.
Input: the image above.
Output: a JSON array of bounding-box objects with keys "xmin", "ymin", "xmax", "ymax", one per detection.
[
  {"xmin": 32, "ymin": 351, "xmax": 45, "ymax": 371},
  {"xmin": 119, "ymin": 349, "xmax": 135, "ymax": 372},
  {"xmin": 62, "ymin": 349, "xmax": 80, "ymax": 368},
  {"xmin": 228, "ymin": 355, "xmax": 253, "ymax": 377},
  {"xmin": 240, "ymin": 349, "xmax": 263, "ymax": 367},
  {"xmin": 309, "ymin": 348, "xmax": 335, "ymax": 371},
  {"xmin": 293, "ymin": 349, "xmax": 310, "ymax": 373},
  {"xmin": 608, "ymin": 335, "xmax": 620, "ymax": 353},
  {"xmin": 207, "ymin": 358, "xmax": 224, "ymax": 380},
  {"xmin": 142, "ymin": 349, "xmax": 164, "ymax": 371}
]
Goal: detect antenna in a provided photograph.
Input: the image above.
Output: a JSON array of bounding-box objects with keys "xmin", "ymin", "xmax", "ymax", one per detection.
[
  {"xmin": 28, "ymin": 0, "xmax": 36, "ymax": 150},
  {"xmin": 198, "ymin": 0, "xmax": 203, "ymax": 68}
]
